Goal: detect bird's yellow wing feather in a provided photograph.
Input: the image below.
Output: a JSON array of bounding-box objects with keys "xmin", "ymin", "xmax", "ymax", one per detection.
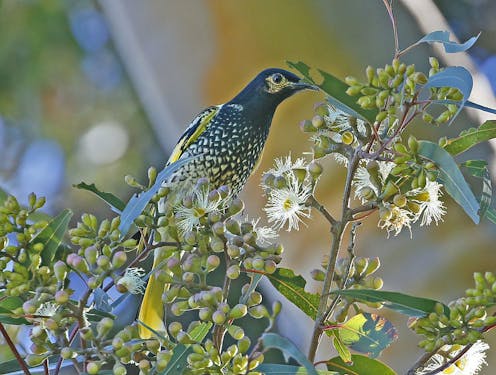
[{"xmin": 167, "ymin": 105, "xmax": 221, "ymax": 164}]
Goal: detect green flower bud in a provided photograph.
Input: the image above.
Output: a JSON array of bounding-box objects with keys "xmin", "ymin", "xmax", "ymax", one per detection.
[
  {"xmin": 311, "ymin": 115, "xmax": 325, "ymax": 129},
  {"xmin": 228, "ymin": 325, "xmax": 245, "ymax": 340},
  {"xmin": 248, "ymin": 352, "xmax": 264, "ymax": 370},
  {"xmin": 310, "ymin": 269, "xmax": 325, "ymax": 282},
  {"xmin": 55, "ymin": 290, "xmax": 70, "ymax": 304},
  {"xmin": 86, "ymin": 362, "xmax": 100, "ymax": 375},
  {"xmin": 429, "ymin": 57, "xmax": 439, "ymax": 69},
  {"xmin": 228, "ymin": 198, "xmax": 244, "ymax": 217},
  {"xmin": 226, "ymin": 218, "xmax": 241, "ymax": 235},
  {"xmin": 366, "ymin": 65, "xmax": 375, "ymax": 84},
  {"xmin": 341, "ymin": 131, "xmax": 354, "ymax": 145},
  {"xmin": 226, "ymin": 264, "xmax": 241, "ymax": 280},
  {"xmin": 393, "ymin": 194, "xmax": 407, "ymax": 208},
  {"xmin": 346, "ymin": 85, "xmax": 362, "ymax": 96},
  {"xmin": 212, "ymin": 310, "xmax": 226, "ymax": 325},
  {"xmin": 113, "ymin": 363, "xmax": 127, "ymax": 375},
  {"xmin": 96, "ymin": 317, "xmax": 114, "ymax": 338},
  {"xmin": 97, "ymin": 255, "xmax": 110, "ymax": 269},
  {"xmin": 379, "ymin": 206, "xmax": 392, "ymax": 221},
  {"xmin": 264, "ymin": 260, "xmax": 277, "ymax": 274},
  {"xmin": 168, "ymin": 321, "xmax": 182, "ymax": 337},
  {"xmin": 375, "ymin": 111, "xmax": 388, "ymax": 123},
  {"xmin": 300, "ymin": 119, "xmax": 316, "ymax": 133},
  {"xmin": 345, "ymin": 76, "xmax": 360, "ymax": 86},
  {"xmin": 53, "ymin": 261, "xmax": 68, "ymax": 282},
  {"xmin": 60, "ymin": 347, "xmax": 74, "ymax": 360},
  {"xmin": 112, "ymin": 251, "xmax": 127, "ymax": 269},
  {"xmin": 249, "ymin": 305, "xmax": 269, "ymax": 319},
  {"xmin": 229, "ymin": 304, "xmax": 248, "ymax": 320},
  {"xmin": 84, "ymin": 246, "xmax": 98, "ymax": 265}
]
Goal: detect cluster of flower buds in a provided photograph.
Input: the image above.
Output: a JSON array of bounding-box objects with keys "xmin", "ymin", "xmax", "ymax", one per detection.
[
  {"xmin": 0, "ymin": 194, "xmax": 50, "ymax": 297},
  {"xmin": 299, "ymin": 103, "xmax": 369, "ymax": 159},
  {"xmin": 410, "ymin": 299, "xmax": 495, "ymax": 353},
  {"xmin": 312, "ymin": 256, "xmax": 383, "ymax": 322}
]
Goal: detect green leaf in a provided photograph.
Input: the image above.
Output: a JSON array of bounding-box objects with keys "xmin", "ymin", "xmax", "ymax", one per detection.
[
  {"xmin": 85, "ymin": 308, "xmax": 115, "ymax": 322},
  {"xmin": 414, "ymin": 31, "xmax": 479, "ymax": 53},
  {"xmin": 28, "ymin": 208, "xmax": 73, "ymax": 266},
  {"xmin": 461, "ymin": 160, "xmax": 492, "ymax": 218},
  {"xmin": 266, "ymin": 268, "xmax": 320, "ymax": 319},
  {"xmin": 0, "ymin": 359, "xmax": 25, "ymax": 375},
  {"xmin": 0, "ymin": 188, "xmax": 7, "ymax": 205},
  {"xmin": 287, "ymin": 61, "xmax": 377, "ymax": 123},
  {"xmin": 0, "ymin": 296, "xmax": 29, "ymax": 325},
  {"xmin": 326, "ymin": 354, "xmax": 397, "ymax": 375},
  {"xmin": 118, "ymin": 157, "xmax": 195, "ymax": 237},
  {"xmin": 444, "ymin": 120, "xmax": 496, "ymax": 155},
  {"xmin": 159, "ymin": 322, "xmax": 212, "ymax": 375},
  {"xmin": 73, "ymin": 182, "xmax": 125, "ymax": 213},
  {"xmin": 418, "ymin": 141, "xmax": 480, "ymax": 224},
  {"xmin": 424, "ymin": 67, "xmax": 473, "ymax": 125},
  {"xmin": 333, "ymin": 289, "xmax": 449, "ymax": 317},
  {"xmin": 261, "ymin": 333, "xmax": 318, "ymax": 375},
  {"xmin": 257, "ymin": 364, "xmax": 338, "ymax": 374},
  {"xmin": 338, "ymin": 313, "xmax": 397, "ymax": 358},
  {"xmin": 330, "ymin": 331, "xmax": 351, "ymax": 364}
]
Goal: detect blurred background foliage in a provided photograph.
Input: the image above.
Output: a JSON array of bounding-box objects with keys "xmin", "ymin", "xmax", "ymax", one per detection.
[{"xmin": 0, "ymin": 0, "xmax": 495, "ymax": 372}]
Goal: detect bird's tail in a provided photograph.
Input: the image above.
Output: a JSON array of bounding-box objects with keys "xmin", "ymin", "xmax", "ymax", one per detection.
[{"xmin": 138, "ymin": 252, "xmax": 166, "ymax": 339}]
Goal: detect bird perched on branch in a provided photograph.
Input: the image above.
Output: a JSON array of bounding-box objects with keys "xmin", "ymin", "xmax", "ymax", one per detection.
[{"xmin": 138, "ymin": 68, "xmax": 316, "ymax": 338}]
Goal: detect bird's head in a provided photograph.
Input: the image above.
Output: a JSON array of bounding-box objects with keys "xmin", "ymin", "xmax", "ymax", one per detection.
[{"xmin": 229, "ymin": 68, "xmax": 318, "ymax": 110}]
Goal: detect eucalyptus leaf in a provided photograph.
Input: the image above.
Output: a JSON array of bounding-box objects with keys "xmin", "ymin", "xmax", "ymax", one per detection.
[
  {"xmin": 444, "ymin": 120, "xmax": 496, "ymax": 155},
  {"xmin": 418, "ymin": 141, "xmax": 479, "ymax": 224},
  {"xmin": 74, "ymin": 182, "xmax": 125, "ymax": 213},
  {"xmin": 287, "ymin": 61, "xmax": 377, "ymax": 123},
  {"xmin": 118, "ymin": 157, "xmax": 194, "ymax": 237},
  {"xmin": 326, "ymin": 354, "xmax": 397, "ymax": 375},
  {"xmin": 257, "ymin": 364, "xmax": 337, "ymax": 374},
  {"xmin": 423, "ymin": 67, "xmax": 473, "ymax": 125},
  {"xmin": 266, "ymin": 268, "xmax": 319, "ymax": 319},
  {"xmin": 333, "ymin": 289, "xmax": 449, "ymax": 317},
  {"xmin": 338, "ymin": 313, "xmax": 397, "ymax": 358},
  {"xmin": 28, "ymin": 209, "xmax": 73, "ymax": 266},
  {"xmin": 465, "ymin": 100, "xmax": 496, "ymax": 115},
  {"xmin": 413, "ymin": 30, "xmax": 479, "ymax": 53},
  {"xmin": 261, "ymin": 333, "xmax": 318, "ymax": 375},
  {"xmin": 461, "ymin": 160, "xmax": 493, "ymax": 219}
]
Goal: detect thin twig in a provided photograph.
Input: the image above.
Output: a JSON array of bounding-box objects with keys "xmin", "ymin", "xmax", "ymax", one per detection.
[
  {"xmin": 307, "ymin": 195, "xmax": 337, "ymax": 227},
  {"xmin": 43, "ymin": 359, "xmax": 49, "ymax": 375},
  {"xmin": 383, "ymin": 0, "xmax": 400, "ymax": 58},
  {"xmin": 407, "ymin": 344, "xmax": 472, "ymax": 375},
  {"xmin": 0, "ymin": 322, "xmax": 32, "ymax": 375}
]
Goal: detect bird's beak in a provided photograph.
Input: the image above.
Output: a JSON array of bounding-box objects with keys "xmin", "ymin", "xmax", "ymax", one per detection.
[{"xmin": 291, "ymin": 80, "xmax": 320, "ymax": 91}]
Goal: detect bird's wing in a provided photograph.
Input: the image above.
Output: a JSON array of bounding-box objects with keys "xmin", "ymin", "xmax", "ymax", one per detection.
[{"xmin": 167, "ymin": 105, "xmax": 222, "ymax": 164}]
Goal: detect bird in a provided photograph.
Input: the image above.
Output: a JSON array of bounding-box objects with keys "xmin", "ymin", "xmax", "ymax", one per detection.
[{"xmin": 138, "ymin": 68, "xmax": 317, "ymax": 338}]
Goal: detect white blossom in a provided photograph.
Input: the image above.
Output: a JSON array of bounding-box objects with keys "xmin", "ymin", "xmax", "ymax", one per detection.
[
  {"xmin": 417, "ymin": 341, "xmax": 489, "ymax": 375},
  {"xmin": 117, "ymin": 267, "xmax": 146, "ymax": 295},
  {"xmin": 411, "ymin": 180, "xmax": 447, "ymax": 226},
  {"xmin": 264, "ymin": 174, "xmax": 311, "ymax": 231}
]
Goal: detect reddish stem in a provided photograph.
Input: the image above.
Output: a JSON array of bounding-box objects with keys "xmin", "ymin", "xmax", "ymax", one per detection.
[{"xmin": 0, "ymin": 322, "xmax": 32, "ymax": 375}]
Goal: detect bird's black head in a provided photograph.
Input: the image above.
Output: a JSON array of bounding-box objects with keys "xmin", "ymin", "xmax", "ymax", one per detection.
[{"xmin": 229, "ymin": 68, "xmax": 317, "ymax": 111}]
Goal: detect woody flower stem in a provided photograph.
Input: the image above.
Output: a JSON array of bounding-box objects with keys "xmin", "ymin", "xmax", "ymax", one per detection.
[{"xmin": 308, "ymin": 151, "xmax": 360, "ymax": 362}]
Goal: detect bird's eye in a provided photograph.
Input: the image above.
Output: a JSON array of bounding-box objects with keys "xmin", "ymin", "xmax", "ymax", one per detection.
[{"xmin": 271, "ymin": 73, "xmax": 284, "ymax": 84}]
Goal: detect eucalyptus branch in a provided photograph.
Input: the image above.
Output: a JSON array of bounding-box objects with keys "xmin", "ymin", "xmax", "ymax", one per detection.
[
  {"xmin": 307, "ymin": 195, "xmax": 337, "ymax": 227},
  {"xmin": 308, "ymin": 151, "xmax": 360, "ymax": 362},
  {"xmin": 0, "ymin": 322, "xmax": 31, "ymax": 375}
]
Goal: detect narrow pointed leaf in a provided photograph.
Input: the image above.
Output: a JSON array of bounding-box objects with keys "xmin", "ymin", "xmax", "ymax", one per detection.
[
  {"xmin": 485, "ymin": 207, "xmax": 496, "ymax": 225},
  {"xmin": 423, "ymin": 66, "xmax": 473, "ymax": 125},
  {"xmin": 326, "ymin": 354, "xmax": 397, "ymax": 375},
  {"xmin": 159, "ymin": 322, "xmax": 212, "ymax": 375},
  {"xmin": 444, "ymin": 120, "xmax": 496, "ymax": 155},
  {"xmin": 240, "ymin": 273, "xmax": 263, "ymax": 305},
  {"xmin": 28, "ymin": 209, "xmax": 73, "ymax": 266},
  {"xmin": 118, "ymin": 157, "xmax": 194, "ymax": 237},
  {"xmin": 257, "ymin": 364, "xmax": 338, "ymax": 374},
  {"xmin": 261, "ymin": 333, "xmax": 318, "ymax": 375},
  {"xmin": 265, "ymin": 268, "xmax": 319, "ymax": 319},
  {"xmin": 338, "ymin": 313, "xmax": 397, "ymax": 358},
  {"xmin": 418, "ymin": 141, "xmax": 479, "ymax": 224},
  {"xmin": 74, "ymin": 182, "xmax": 125, "ymax": 213},
  {"xmin": 333, "ymin": 289, "xmax": 449, "ymax": 317},
  {"xmin": 465, "ymin": 100, "xmax": 496, "ymax": 115},
  {"xmin": 461, "ymin": 160, "xmax": 492, "ymax": 218},
  {"xmin": 330, "ymin": 331, "xmax": 352, "ymax": 364},
  {"xmin": 287, "ymin": 61, "xmax": 377, "ymax": 123},
  {"xmin": 414, "ymin": 31, "xmax": 479, "ymax": 53},
  {"xmin": 0, "ymin": 359, "xmax": 28, "ymax": 374}
]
